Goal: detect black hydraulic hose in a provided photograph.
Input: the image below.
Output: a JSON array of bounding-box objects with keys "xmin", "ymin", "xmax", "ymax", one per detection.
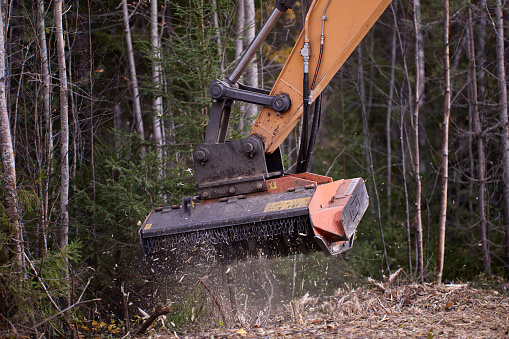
[
  {"xmin": 310, "ymin": 43, "xmax": 323, "ymax": 91},
  {"xmin": 301, "ymin": 92, "xmax": 322, "ymax": 173},
  {"xmin": 296, "ymin": 72, "xmax": 309, "ymax": 173}
]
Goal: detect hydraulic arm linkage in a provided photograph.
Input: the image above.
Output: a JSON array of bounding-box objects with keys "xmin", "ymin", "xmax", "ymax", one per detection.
[{"xmin": 139, "ymin": 0, "xmax": 392, "ymax": 266}]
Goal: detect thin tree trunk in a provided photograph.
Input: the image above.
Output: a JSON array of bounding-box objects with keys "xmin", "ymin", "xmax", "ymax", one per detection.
[
  {"xmin": 413, "ymin": 0, "xmax": 424, "ymax": 280},
  {"xmin": 55, "ymin": 0, "xmax": 69, "ymax": 252},
  {"xmin": 387, "ymin": 5, "xmax": 397, "ymax": 214},
  {"xmin": 235, "ymin": 0, "xmax": 245, "ymax": 63},
  {"xmin": 358, "ymin": 46, "xmax": 390, "ymax": 274},
  {"xmin": 494, "ymin": 0, "xmax": 509, "ymax": 277},
  {"xmin": 38, "ymin": 0, "xmax": 52, "ymax": 254},
  {"xmin": 358, "ymin": 45, "xmax": 371, "ymax": 179},
  {"xmin": 0, "ymin": 2, "xmax": 23, "ymax": 271},
  {"xmin": 400, "ymin": 108, "xmax": 412, "ymax": 278},
  {"xmin": 150, "ymin": 0, "xmax": 163, "ymax": 155},
  {"xmin": 244, "ymin": 0, "xmax": 258, "ymax": 122},
  {"xmin": 88, "ymin": 0, "xmax": 96, "ymax": 237},
  {"xmin": 236, "ymin": 0, "xmax": 245, "ymax": 130},
  {"xmin": 121, "ymin": 0, "xmax": 145, "ymax": 154},
  {"xmin": 468, "ymin": 6, "xmax": 490, "ymax": 273},
  {"xmin": 436, "ymin": 0, "xmax": 450, "ymax": 284},
  {"xmin": 212, "ymin": 0, "xmax": 223, "ymax": 72},
  {"xmin": 477, "ymin": 0, "xmax": 487, "ymax": 103},
  {"xmin": 391, "ymin": 1, "xmax": 415, "ymax": 274}
]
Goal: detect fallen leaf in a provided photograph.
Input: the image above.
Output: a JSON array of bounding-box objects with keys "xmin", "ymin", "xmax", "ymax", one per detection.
[{"xmin": 237, "ymin": 328, "xmax": 247, "ymax": 336}]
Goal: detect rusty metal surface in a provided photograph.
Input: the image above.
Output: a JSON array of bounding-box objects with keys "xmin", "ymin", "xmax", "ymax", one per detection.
[{"xmin": 193, "ymin": 135, "xmax": 268, "ymax": 199}]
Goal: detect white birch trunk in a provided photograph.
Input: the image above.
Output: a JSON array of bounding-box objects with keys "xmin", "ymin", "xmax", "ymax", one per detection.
[
  {"xmin": 244, "ymin": 0, "xmax": 258, "ymax": 122},
  {"xmin": 0, "ymin": 2, "xmax": 23, "ymax": 270},
  {"xmin": 235, "ymin": 0, "xmax": 245, "ymax": 62},
  {"xmin": 55, "ymin": 0, "xmax": 69, "ymax": 251},
  {"xmin": 121, "ymin": 0, "xmax": 145, "ymax": 153},
  {"xmin": 236, "ymin": 0, "xmax": 245, "ymax": 130},
  {"xmin": 436, "ymin": 0, "xmax": 450, "ymax": 284},
  {"xmin": 38, "ymin": 0, "xmax": 52, "ymax": 253},
  {"xmin": 150, "ymin": 0, "xmax": 163, "ymax": 155}
]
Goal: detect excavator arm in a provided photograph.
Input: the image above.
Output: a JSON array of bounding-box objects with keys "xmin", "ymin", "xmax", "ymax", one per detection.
[
  {"xmin": 252, "ymin": 0, "xmax": 392, "ymax": 153},
  {"xmin": 139, "ymin": 0, "xmax": 391, "ymax": 266}
]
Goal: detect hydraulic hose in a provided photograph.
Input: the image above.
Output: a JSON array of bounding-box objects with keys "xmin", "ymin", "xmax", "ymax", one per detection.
[
  {"xmin": 301, "ymin": 92, "xmax": 322, "ymax": 173},
  {"xmin": 296, "ymin": 0, "xmax": 329, "ymax": 173},
  {"xmin": 296, "ymin": 72, "xmax": 310, "ymax": 173}
]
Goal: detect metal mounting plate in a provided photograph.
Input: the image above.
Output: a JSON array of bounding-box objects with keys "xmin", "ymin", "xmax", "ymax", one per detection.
[{"xmin": 194, "ymin": 136, "xmax": 268, "ymax": 199}]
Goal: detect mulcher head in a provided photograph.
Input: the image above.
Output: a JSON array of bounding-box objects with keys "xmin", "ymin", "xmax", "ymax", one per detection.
[{"xmin": 139, "ymin": 173, "xmax": 368, "ymax": 266}]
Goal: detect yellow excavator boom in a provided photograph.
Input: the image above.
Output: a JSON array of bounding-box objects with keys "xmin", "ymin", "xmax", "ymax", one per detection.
[{"xmin": 251, "ymin": 0, "xmax": 392, "ymax": 154}]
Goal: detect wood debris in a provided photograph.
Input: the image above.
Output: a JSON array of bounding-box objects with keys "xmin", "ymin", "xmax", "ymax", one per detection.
[{"xmin": 143, "ymin": 283, "xmax": 509, "ymax": 338}]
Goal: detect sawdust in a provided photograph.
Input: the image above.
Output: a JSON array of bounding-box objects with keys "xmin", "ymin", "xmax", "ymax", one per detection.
[{"xmin": 143, "ymin": 282, "xmax": 509, "ymax": 338}]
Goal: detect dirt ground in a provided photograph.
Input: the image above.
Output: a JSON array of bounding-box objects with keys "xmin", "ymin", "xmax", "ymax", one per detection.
[{"xmin": 144, "ymin": 281, "xmax": 509, "ymax": 338}]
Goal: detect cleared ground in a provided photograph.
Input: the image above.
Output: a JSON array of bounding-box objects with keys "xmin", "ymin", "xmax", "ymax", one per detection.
[{"xmin": 145, "ymin": 282, "xmax": 509, "ymax": 338}]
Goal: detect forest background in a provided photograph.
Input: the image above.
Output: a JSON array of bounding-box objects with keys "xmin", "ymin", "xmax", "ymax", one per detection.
[{"xmin": 0, "ymin": 0, "xmax": 508, "ymax": 337}]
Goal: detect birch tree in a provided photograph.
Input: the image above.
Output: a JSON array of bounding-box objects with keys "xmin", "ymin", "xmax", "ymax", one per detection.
[
  {"xmin": 55, "ymin": 0, "xmax": 70, "ymax": 251},
  {"xmin": 122, "ymin": 0, "xmax": 145, "ymax": 153},
  {"xmin": 37, "ymin": 0, "xmax": 52, "ymax": 253},
  {"xmin": 244, "ymin": 0, "xmax": 258, "ymax": 121},
  {"xmin": 150, "ymin": 0, "xmax": 163, "ymax": 155},
  {"xmin": 235, "ymin": 0, "xmax": 245, "ymax": 62},
  {"xmin": 0, "ymin": 1, "xmax": 23, "ymax": 271},
  {"xmin": 436, "ymin": 0, "xmax": 450, "ymax": 284},
  {"xmin": 494, "ymin": 0, "xmax": 509, "ymax": 276},
  {"xmin": 413, "ymin": 0, "xmax": 424, "ymax": 279}
]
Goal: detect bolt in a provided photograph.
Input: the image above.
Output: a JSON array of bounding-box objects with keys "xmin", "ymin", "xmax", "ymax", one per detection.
[
  {"xmin": 202, "ymin": 191, "xmax": 209, "ymax": 199},
  {"xmin": 195, "ymin": 150, "xmax": 207, "ymax": 162},
  {"xmin": 256, "ymin": 183, "xmax": 264, "ymax": 190},
  {"xmin": 229, "ymin": 187, "xmax": 236, "ymax": 194},
  {"xmin": 243, "ymin": 142, "xmax": 255, "ymax": 154}
]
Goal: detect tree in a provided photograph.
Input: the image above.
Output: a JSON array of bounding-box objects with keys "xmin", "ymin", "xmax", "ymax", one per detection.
[
  {"xmin": 122, "ymin": 0, "xmax": 145, "ymax": 153},
  {"xmin": 243, "ymin": 0, "xmax": 258, "ymax": 122},
  {"xmin": 0, "ymin": 0, "xmax": 23, "ymax": 272},
  {"xmin": 467, "ymin": 5, "xmax": 490, "ymax": 273},
  {"xmin": 494, "ymin": 0, "xmax": 509, "ymax": 276},
  {"xmin": 37, "ymin": 0, "xmax": 52, "ymax": 254},
  {"xmin": 436, "ymin": 0, "xmax": 451, "ymax": 284},
  {"xmin": 413, "ymin": 0, "xmax": 424, "ymax": 280},
  {"xmin": 150, "ymin": 0, "xmax": 164, "ymax": 155},
  {"xmin": 55, "ymin": 0, "xmax": 70, "ymax": 253}
]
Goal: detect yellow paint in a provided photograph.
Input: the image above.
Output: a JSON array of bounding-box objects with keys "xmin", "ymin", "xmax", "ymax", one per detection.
[
  {"xmin": 269, "ymin": 181, "xmax": 277, "ymax": 190},
  {"xmin": 144, "ymin": 223, "xmax": 152, "ymax": 230},
  {"xmin": 264, "ymin": 197, "xmax": 311, "ymax": 213}
]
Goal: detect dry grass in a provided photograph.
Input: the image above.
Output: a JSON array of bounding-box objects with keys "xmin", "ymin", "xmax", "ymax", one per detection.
[{"xmin": 145, "ymin": 282, "xmax": 509, "ymax": 338}]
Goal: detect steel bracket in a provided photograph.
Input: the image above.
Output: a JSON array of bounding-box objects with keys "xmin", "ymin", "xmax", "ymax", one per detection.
[{"xmin": 194, "ymin": 135, "xmax": 269, "ymax": 199}]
